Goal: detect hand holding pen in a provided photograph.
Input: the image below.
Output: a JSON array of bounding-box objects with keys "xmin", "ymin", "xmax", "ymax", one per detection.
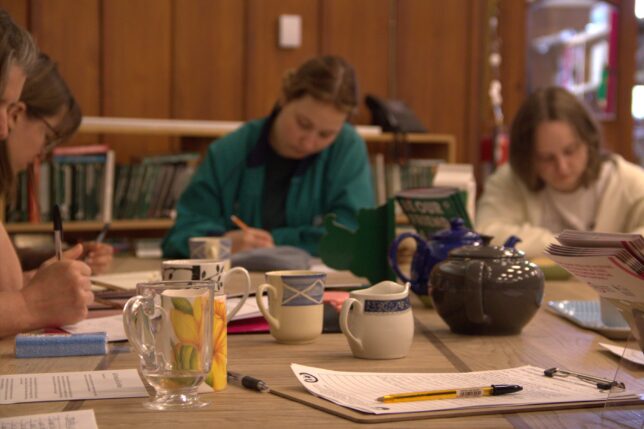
[{"xmin": 226, "ymin": 215, "xmax": 274, "ymax": 252}]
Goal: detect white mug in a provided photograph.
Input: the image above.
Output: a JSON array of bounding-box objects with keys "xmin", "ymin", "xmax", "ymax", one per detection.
[
  {"xmin": 256, "ymin": 270, "xmax": 326, "ymax": 344},
  {"xmin": 161, "ymin": 259, "xmax": 250, "ymax": 324},
  {"xmin": 340, "ymin": 281, "xmax": 414, "ymax": 359}
]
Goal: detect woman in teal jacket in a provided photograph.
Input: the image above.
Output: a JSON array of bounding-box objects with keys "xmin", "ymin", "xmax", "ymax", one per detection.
[{"xmin": 162, "ymin": 56, "xmax": 375, "ymax": 257}]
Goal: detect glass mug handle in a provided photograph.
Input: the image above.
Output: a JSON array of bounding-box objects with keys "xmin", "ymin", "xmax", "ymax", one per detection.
[
  {"xmin": 123, "ymin": 295, "xmax": 159, "ymax": 363},
  {"xmin": 222, "ymin": 267, "xmax": 251, "ymax": 323}
]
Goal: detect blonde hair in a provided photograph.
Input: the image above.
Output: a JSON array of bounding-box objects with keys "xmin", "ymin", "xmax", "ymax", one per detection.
[{"xmin": 281, "ymin": 55, "xmax": 358, "ymax": 115}]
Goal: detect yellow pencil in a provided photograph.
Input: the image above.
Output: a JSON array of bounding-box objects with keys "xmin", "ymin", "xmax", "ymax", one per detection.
[
  {"xmin": 377, "ymin": 384, "xmax": 522, "ymax": 403},
  {"xmin": 230, "ymin": 215, "xmax": 249, "ymax": 231}
]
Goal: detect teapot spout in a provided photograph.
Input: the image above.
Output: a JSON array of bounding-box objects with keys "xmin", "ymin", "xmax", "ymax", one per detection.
[{"xmin": 503, "ymin": 235, "xmax": 522, "ymax": 248}]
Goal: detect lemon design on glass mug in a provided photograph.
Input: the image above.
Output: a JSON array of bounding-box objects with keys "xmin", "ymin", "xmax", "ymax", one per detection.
[{"xmin": 170, "ymin": 296, "xmax": 207, "ymax": 372}]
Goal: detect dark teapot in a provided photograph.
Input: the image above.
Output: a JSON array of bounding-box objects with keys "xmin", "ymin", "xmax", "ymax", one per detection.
[
  {"xmin": 429, "ymin": 243, "xmax": 544, "ymax": 335},
  {"xmin": 388, "ymin": 218, "xmax": 521, "ymax": 299}
]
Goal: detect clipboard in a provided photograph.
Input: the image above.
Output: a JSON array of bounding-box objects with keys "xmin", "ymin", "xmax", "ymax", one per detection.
[{"xmin": 269, "ymin": 384, "xmax": 644, "ymax": 424}]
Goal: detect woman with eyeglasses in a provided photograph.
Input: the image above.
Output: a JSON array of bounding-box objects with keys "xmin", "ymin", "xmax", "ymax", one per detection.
[
  {"xmin": 6, "ymin": 53, "xmax": 114, "ymax": 274},
  {"xmin": 0, "ymin": 52, "xmax": 103, "ymax": 336},
  {"xmin": 476, "ymin": 86, "xmax": 644, "ymax": 257}
]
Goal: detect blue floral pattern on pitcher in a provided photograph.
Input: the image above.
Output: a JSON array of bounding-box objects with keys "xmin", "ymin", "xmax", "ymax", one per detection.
[{"xmin": 364, "ymin": 297, "xmax": 411, "ymax": 313}]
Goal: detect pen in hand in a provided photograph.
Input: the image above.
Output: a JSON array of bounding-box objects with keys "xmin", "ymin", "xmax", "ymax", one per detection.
[
  {"xmin": 377, "ymin": 384, "xmax": 523, "ymax": 403},
  {"xmin": 95, "ymin": 222, "xmax": 110, "ymax": 243},
  {"xmin": 230, "ymin": 215, "xmax": 249, "ymax": 231},
  {"xmin": 52, "ymin": 204, "xmax": 64, "ymax": 261},
  {"xmin": 227, "ymin": 371, "xmax": 270, "ymax": 393}
]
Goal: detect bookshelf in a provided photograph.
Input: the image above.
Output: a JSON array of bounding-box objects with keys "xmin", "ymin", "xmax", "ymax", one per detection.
[
  {"xmin": 79, "ymin": 116, "xmax": 455, "ymax": 162},
  {"xmin": 4, "ymin": 116, "xmax": 456, "ymax": 238},
  {"xmin": 526, "ymin": 1, "xmax": 620, "ymax": 118}
]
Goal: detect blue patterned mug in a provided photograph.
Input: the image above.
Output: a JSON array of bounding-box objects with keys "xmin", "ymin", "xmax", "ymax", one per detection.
[
  {"xmin": 256, "ymin": 270, "xmax": 326, "ymax": 344},
  {"xmin": 340, "ymin": 281, "xmax": 414, "ymax": 359}
]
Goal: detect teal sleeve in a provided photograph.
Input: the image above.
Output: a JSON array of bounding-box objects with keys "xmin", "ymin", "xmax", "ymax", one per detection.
[
  {"xmin": 275, "ymin": 128, "xmax": 375, "ymax": 256},
  {"xmin": 161, "ymin": 146, "xmax": 228, "ymax": 258}
]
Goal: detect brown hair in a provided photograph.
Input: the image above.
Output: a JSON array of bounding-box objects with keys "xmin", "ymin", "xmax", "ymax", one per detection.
[
  {"xmin": 281, "ymin": 55, "xmax": 359, "ymax": 115},
  {"xmin": 22, "ymin": 53, "xmax": 82, "ymax": 142},
  {"xmin": 509, "ymin": 86, "xmax": 603, "ymax": 191},
  {"xmin": 0, "ymin": 53, "xmax": 81, "ymax": 198}
]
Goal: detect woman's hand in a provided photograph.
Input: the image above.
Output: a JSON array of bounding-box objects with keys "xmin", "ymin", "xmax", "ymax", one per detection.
[
  {"xmin": 224, "ymin": 228, "xmax": 274, "ymax": 253},
  {"xmin": 21, "ymin": 259, "xmax": 94, "ymax": 328},
  {"xmin": 82, "ymin": 241, "xmax": 114, "ymax": 274},
  {"xmin": 39, "ymin": 242, "xmax": 114, "ymax": 274}
]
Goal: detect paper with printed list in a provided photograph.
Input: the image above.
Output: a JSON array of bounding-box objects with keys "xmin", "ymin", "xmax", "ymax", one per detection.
[
  {"xmin": 291, "ymin": 364, "xmax": 638, "ymax": 414},
  {"xmin": 0, "ymin": 409, "xmax": 98, "ymax": 429},
  {"xmin": 0, "ymin": 369, "xmax": 212, "ymax": 404}
]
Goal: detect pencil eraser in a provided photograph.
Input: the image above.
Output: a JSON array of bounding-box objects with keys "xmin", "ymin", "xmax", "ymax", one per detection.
[{"xmin": 15, "ymin": 332, "xmax": 108, "ymax": 358}]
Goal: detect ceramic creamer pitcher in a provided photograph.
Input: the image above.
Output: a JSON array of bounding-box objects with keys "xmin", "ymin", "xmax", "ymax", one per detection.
[{"xmin": 339, "ymin": 281, "xmax": 413, "ymax": 359}]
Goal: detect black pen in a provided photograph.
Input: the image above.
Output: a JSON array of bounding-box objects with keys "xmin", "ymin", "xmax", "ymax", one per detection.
[
  {"xmin": 96, "ymin": 222, "xmax": 110, "ymax": 243},
  {"xmin": 52, "ymin": 204, "xmax": 64, "ymax": 261},
  {"xmin": 227, "ymin": 371, "xmax": 270, "ymax": 393}
]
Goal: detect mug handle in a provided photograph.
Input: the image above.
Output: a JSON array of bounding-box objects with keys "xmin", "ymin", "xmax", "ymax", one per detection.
[
  {"xmin": 464, "ymin": 260, "xmax": 490, "ymax": 324},
  {"xmin": 339, "ymin": 297, "xmax": 363, "ymax": 353},
  {"xmin": 123, "ymin": 295, "xmax": 157, "ymax": 364},
  {"xmin": 222, "ymin": 267, "xmax": 251, "ymax": 323},
  {"xmin": 256, "ymin": 283, "xmax": 280, "ymax": 330},
  {"xmin": 388, "ymin": 232, "xmax": 426, "ymax": 284}
]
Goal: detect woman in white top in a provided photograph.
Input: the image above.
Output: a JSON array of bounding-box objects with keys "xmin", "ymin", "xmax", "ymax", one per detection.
[{"xmin": 476, "ymin": 86, "xmax": 644, "ymax": 257}]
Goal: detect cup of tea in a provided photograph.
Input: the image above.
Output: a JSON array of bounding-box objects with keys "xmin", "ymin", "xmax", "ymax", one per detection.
[
  {"xmin": 339, "ymin": 281, "xmax": 414, "ymax": 359},
  {"xmin": 256, "ymin": 270, "xmax": 326, "ymax": 344},
  {"xmin": 123, "ymin": 280, "xmax": 215, "ymax": 410},
  {"xmin": 162, "ymin": 259, "xmax": 251, "ymax": 390}
]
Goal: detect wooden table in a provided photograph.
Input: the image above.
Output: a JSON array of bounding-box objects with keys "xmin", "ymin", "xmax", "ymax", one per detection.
[{"xmin": 1, "ymin": 261, "xmax": 643, "ymax": 428}]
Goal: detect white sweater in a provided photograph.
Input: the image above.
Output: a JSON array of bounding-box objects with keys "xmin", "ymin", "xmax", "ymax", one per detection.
[{"xmin": 476, "ymin": 155, "xmax": 644, "ymax": 258}]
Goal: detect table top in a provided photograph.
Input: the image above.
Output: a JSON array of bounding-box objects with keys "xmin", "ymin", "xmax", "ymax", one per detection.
[{"xmin": 1, "ymin": 260, "xmax": 643, "ymax": 428}]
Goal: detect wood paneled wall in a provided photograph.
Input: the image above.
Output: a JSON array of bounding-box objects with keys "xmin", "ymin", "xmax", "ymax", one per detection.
[{"xmin": 0, "ymin": 0, "xmax": 636, "ymax": 165}]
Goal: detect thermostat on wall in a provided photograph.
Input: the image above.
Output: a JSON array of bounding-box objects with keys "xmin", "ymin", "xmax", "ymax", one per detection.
[{"xmin": 278, "ymin": 15, "xmax": 302, "ymax": 49}]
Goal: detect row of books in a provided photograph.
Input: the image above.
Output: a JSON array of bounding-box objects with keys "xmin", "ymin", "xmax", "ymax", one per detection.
[
  {"xmin": 370, "ymin": 154, "xmax": 441, "ymax": 206},
  {"xmin": 4, "ymin": 145, "xmax": 198, "ymax": 223}
]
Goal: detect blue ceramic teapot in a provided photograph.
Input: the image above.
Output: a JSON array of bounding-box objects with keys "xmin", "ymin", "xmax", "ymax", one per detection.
[{"xmin": 388, "ymin": 218, "xmax": 520, "ymax": 298}]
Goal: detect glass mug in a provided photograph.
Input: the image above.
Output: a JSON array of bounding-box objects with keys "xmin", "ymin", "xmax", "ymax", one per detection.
[{"xmin": 123, "ymin": 280, "xmax": 215, "ymax": 410}]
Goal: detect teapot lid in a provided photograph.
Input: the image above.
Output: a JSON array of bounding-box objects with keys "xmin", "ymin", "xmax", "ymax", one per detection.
[
  {"xmin": 432, "ymin": 218, "xmax": 481, "ymax": 243},
  {"xmin": 450, "ymin": 243, "xmax": 525, "ymax": 259}
]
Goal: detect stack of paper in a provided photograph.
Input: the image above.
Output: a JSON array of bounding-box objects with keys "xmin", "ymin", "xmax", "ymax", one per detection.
[
  {"xmin": 545, "ymin": 230, "xmax": 644, "ymax": 352},
  {"xmin": 545, "ymin": 231, "xmax": 644, "ymax": 303}
]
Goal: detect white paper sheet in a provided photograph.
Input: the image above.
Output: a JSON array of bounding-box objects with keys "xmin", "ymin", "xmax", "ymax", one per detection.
[
  {"xmin": 599, "ymin": 342, "xmax": 644, "ymax": 366},
  {"xmin": 290, "ymin": 364, "xmax": 637, "ymax": 415},
  {"xmin": 63, "ymin": 315, "xmax": 126, "ymax": 342},
  {"xmin": 0, "ymin": 369, "xmax": 212, "ymax": 405},
  {"xmin": 0, "ymin": 409, "xmax": 98, "ymax": 429},
  {"xmin": 229, "ymin": 296, "xmax": 266, "ymax": 320}
]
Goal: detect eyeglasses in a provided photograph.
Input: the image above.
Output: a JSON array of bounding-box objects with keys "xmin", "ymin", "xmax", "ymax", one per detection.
[
  {"xmin": 544, "ymin": 367, "xmax": 625, "ymax": 392},
  {"xmin": 35, "ymin": 115, "xmax": 64, "ymax": 155}
]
